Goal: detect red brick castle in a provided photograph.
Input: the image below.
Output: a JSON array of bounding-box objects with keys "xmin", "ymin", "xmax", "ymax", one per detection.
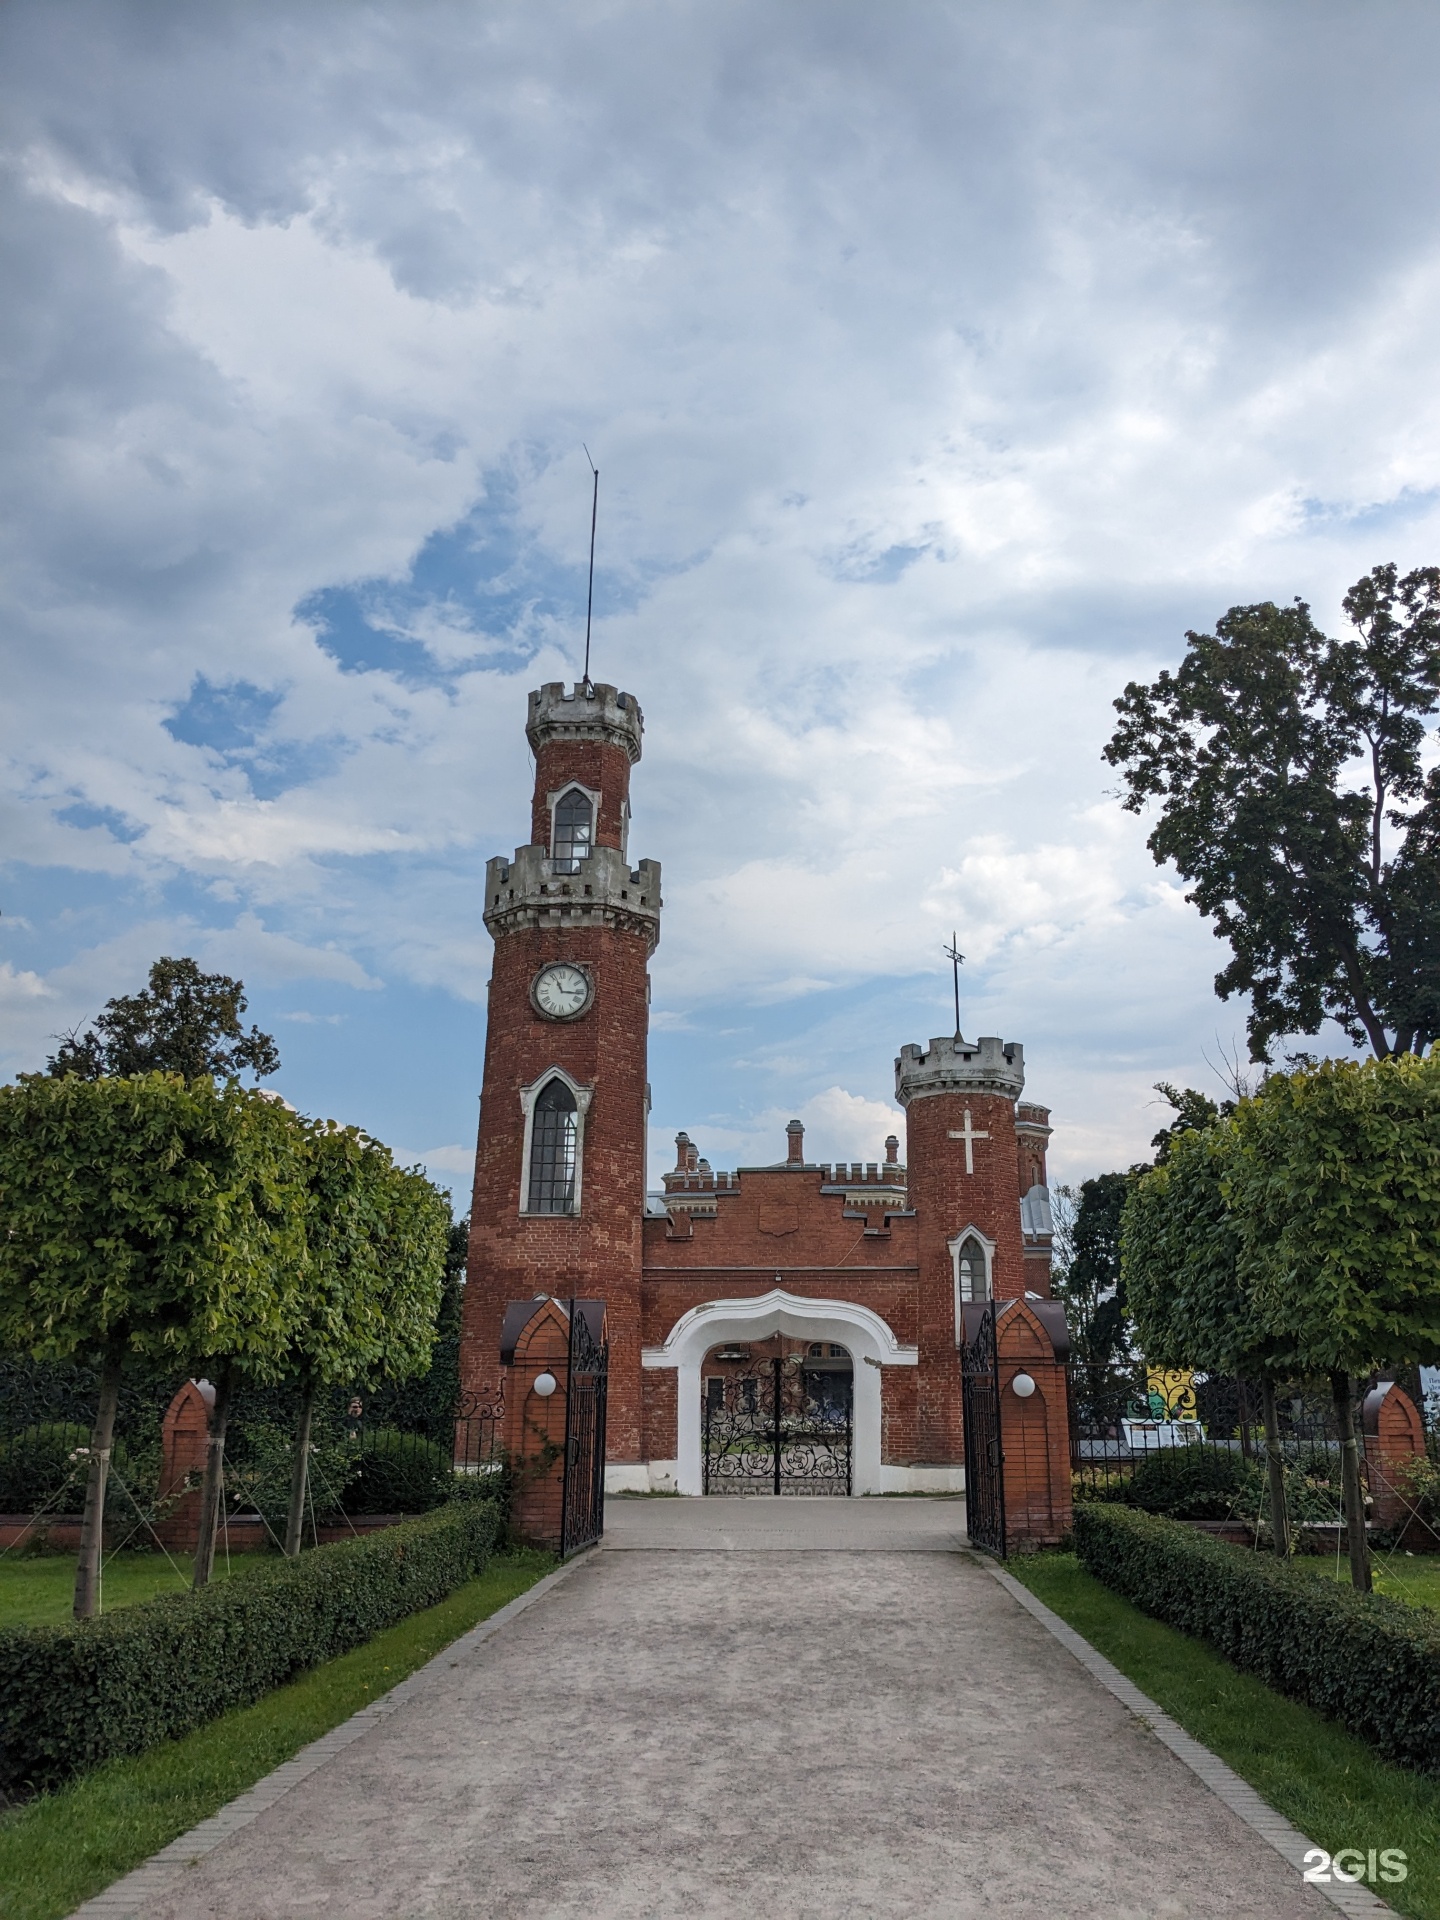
[{"xmin": 460, "ymin": 680, "xmax": 1057, "ymax": 1496}]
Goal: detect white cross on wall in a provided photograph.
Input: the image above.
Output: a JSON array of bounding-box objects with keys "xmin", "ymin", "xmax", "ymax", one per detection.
[{"xmin": 948, "ymin": 1107, "xmax": 989, "ymax": 1174}]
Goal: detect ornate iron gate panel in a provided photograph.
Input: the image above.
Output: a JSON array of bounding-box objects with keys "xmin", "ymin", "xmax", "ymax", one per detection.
[
  {"xmin": 961, "ymin": 1302, "xmax": 1005, "ymax": 1557},
  {"xmin": 559, "ymin": 1301, "xmax": 608, "ymax": 1556},
  {"xmin": 703, "ymin": 1355, "xmax": 852, "ymax": 1495}
]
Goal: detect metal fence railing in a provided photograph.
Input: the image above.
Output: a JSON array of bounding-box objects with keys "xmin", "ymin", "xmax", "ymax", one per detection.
[
  {"xmin": 1069, "ymin": 1362, "xmax": 1353, "ymax": 1541},
  {"xmin": 0, "ymin": 1356, "xmax": 505, "ymax": 1556}
]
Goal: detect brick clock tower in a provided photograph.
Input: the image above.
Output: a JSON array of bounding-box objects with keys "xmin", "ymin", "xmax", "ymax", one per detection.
[{"xmin": 460, "ymin": 681, "xmax": 660, "ymax": 1466}]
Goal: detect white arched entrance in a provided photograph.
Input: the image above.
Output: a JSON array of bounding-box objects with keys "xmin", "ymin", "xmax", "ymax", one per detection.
[{"xmin": 640, "ymin": 1286, "xmax": 919, "ymax": 1496}]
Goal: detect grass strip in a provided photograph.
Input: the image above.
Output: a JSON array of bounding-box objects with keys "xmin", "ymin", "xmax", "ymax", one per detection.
[
  {"xmin": 0, "ymin": 1548, "xmax": 554, "ymax": 1920},
  {"xmin": 0, "ymin": 1552, "xmax": 254, "ymax": 1629},
  {"xmin": 1007, "ymin": 1553, "xmax": 1440, "ymax": 1920}
]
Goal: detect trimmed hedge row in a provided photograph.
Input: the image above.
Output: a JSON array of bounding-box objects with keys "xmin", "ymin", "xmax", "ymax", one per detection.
[
  {"xmin": 0, "ymin": 1497, "xmax": 501, "ymax": 1794},
  {"xmin": 1073, "ymin": 1503, "xmax": 1440, "ymax": 1775}
]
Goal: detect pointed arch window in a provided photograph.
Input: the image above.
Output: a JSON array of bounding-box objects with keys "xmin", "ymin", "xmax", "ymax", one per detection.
[
  {"xmin": 527, "ymin": 1078, "xmax": 579, "ymax": 1213},
  {"xmin": 957, "ymin": 1235, "xmax": 990, "ymax": 1302},
  {"xmin": 949, "ymin": 1227, "xmax": 995, "ymax": 1335},
  {"xmin": 552, "ymin": 788, "xmax": 595, "ymax": 874}
]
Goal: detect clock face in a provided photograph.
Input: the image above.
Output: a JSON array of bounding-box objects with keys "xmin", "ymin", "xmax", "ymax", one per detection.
[{"xmin": 532, "ymin": 963, "xmax": 592, "ymax": 1021}]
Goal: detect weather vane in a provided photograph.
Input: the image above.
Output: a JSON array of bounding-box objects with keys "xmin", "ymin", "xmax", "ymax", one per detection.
[
  {"xmin": 581, "ymin": 444, "xmax": 599, "ymax": 691},
  {"xmin": 943, "ymin": 932, "xmax": 964, "ymax": 1040}
]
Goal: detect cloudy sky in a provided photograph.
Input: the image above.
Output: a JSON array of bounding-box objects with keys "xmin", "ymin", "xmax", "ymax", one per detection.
[{"xmin": 3, "ymin": 2, "xmax": 1439, "ymax": 1200}]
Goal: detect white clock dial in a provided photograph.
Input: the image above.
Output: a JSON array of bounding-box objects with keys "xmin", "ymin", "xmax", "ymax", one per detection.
[{"xmin": 533, "ymin": 963, "xmax": 591, "ymax": 1020}]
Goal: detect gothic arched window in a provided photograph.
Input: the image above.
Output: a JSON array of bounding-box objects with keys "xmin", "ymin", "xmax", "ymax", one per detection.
[
  {"xmin": 957, "ymin": 1234, "xmax": 990, "ymax": 1303},
  {"xmin": 527, "ymin": 1078, "xmax": 579, "ymax": 1213},
  {"xmin": 552, "ymin": 788, "xmax": 594, "ymax": 873}
]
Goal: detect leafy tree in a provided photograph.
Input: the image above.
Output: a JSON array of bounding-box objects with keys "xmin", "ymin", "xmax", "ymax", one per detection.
[
  {"xmin": 47, "ymin": 956, "xmax": 279, "ymax": 1082},
  {"xmin": 280, "ymin": 1131, "xmax": 451, "ymax": 1554},
  {"xmin": 0, "ymin": 1075, "xmax": 307, "ymax": 1616},
  {"xmin": 1123, "ymin": 1125, "xmax": 1294, "ymax": 1555},
  {"xmin": 1148, "ymin": 1082, "xmax": 1228, "ymax": 1163},
  {"xmin": 1226, "ymin": 1051, "xmax": 1440, "ymax": 1589},
  {"xmin": 1105, "ymin": 564, "xmax": 1440, "ymax": 1062},
  {"xmin": 1053, "ymin": 1171, "xmax": 1134, "ymax": 1423}
]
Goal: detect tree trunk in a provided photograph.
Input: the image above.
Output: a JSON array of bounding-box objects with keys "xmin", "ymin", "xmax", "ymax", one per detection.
[
  {"xmin": 284, "ymin": 1377, "xmax": 317, "ymax": 1558},
  {"xmin": 1331, "ymin": 1369, "xmax": 1372, "ymax": 1593},
  {"xmin": 73, "ymin": 1341, "xmax": 125, "ymax": 1620},
  {"xmin": 1260, "ymin": 1376, "xmax": 1290, "ymax": 1559},
  {"xmin": 191, "ymin": 1361, "xmax": 235, "ymax": 1589}
]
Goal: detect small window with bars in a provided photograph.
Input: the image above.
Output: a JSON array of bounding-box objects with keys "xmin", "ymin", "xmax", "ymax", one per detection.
[
  {"xmin": 527, "ymin": 1078, "xmax": 579, "ymax": 1213},
  {"xmin": 552, "ymin": 788, "xmax": 594, "ymax": 873},
  {"xmin": 957, "ymin": 1235, "xmax": 990, "ymax": 1303}
]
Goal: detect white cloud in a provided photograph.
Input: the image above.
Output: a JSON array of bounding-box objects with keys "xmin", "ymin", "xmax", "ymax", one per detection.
[{"xmin": 3, "ymin": 2, "xmax": 1439, "ymax": 1172}]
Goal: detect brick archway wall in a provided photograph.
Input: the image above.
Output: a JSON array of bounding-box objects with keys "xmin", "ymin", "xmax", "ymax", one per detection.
[{"xmin": 641, "ymin": 1286, "xmax": 918, "ymax": 1496}]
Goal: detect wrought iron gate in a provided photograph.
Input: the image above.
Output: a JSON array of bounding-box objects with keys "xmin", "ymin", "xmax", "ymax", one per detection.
[
  {"xmin": 703, "ymin": 1355, "xmax": 852, "ymax": 1495},
  {"xmin": 559, "ymin": 1300, "xmax": 608, "ymax": 1556},
  {"xmin": 961, "ymin": 1301, "xmax": 1006, "ymax": 1556}
]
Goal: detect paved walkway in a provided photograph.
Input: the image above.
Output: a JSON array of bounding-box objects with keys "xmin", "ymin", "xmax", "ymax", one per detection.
[{"xmin": 130, "ymin": 1499, "xmax": 1331, "ymax": 1919}]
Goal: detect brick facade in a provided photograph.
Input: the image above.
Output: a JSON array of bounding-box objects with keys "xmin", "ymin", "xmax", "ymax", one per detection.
[{"xmin": 461, "ymin": 680, "xmax": 1064, "ymax": 1517}]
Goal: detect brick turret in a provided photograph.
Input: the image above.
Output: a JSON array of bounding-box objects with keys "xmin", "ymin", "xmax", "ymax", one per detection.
[{"xmin": 895, "ymin": 1034, "xmax": 1029, "ymax": 1464}]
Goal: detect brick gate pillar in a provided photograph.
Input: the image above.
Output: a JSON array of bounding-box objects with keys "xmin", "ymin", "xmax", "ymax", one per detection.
[
  {"xmin": 152, "ymin": 1378, "xmax": 215, "ymax": 1552},
  {"xmin": 994, "ymin": 1297, "xmax": 1071, "ymax": 1553},
  {"xmin": 1362, "ymin": 1380, "xmax": 1428, "ymax": 1541},
  {"xmin": 499, "ymin": 1295, "xmax": 608, "ymax": 1552}
]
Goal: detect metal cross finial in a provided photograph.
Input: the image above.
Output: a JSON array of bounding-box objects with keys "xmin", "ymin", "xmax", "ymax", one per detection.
[{"xmin": 943, "ymin": 932, "xmax": 964, "ymax": 1040}]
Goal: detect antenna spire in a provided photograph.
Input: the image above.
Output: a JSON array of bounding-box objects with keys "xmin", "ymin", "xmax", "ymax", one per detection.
[
  {"xmin": 582, "ymin": 445, "xmax": 599, "ymax": 691},
  {"xmin": 943, "ymin": 932, "xmax": 965, "ymax": 1041}
]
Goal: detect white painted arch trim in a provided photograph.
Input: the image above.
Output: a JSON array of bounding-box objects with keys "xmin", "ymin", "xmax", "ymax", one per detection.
[{"xmin": 641, "ymin": 1285, "xmax": 918, "ymax": 1497}]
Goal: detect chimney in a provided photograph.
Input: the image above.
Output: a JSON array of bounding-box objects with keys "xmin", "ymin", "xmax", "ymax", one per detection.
[
  {"xmin": 674, "ymin": 1131, "xmax": 691, "ymax": 1171},
  {"xmin": 885, "ymin": 1134, "xmax": 899, "ymax": 1166},
  {"xmin": 786, "ymin": 1119, "xmax": 805, "ymax": 1165},
  {"xmin": 686, "ymin": 1139, "xmax": 699, "ymax": 1172}
]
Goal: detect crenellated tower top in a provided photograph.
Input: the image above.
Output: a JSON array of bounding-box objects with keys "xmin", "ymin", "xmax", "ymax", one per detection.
[
  {"xmin": 527, "ymin": 681, "xmax": 644, "ymax": 762},
  {"xmin": 894, "ymin": 1034, "xmax": 1025, "ymax": 1105}
]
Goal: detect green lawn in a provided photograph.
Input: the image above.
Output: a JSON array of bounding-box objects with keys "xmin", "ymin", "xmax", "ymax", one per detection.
[
  {"xmin": 0, "ymin": 1549, "xmax": 255, "ymax": 1627},
  {"xmin": 0, "ymin": 1548, "xmax": 554, "ymax": 1920},
  {"xmin": 1308, "ymin": 1550, "xmax": 1440, "ymax": 1613},
  {"xmin": 1008, "ymin": 1553, "xmax": 1440, "ymax": 1920}
]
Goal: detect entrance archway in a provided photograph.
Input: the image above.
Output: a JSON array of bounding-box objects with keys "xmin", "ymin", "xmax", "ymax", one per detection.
[
  {"xmin": 642, "ymin": 1286, "xmax": 918, "ymax": 1495},
  {"xmin": 702, "ymin": 1335, "xmax": 854, "ymax": 1494}
]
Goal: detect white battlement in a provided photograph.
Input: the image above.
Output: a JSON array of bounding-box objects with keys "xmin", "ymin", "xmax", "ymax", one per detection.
[
  {"xmin": 484, "ymin": 844, "xmax": 661, "ymax": 947},
  {"xmin": 527, "ymin": 681, "xmax": 644, "ymax": 762},
  {"xmin": 894, "ymin": 1034, "xmax": 1025, "ymax": 1104}
]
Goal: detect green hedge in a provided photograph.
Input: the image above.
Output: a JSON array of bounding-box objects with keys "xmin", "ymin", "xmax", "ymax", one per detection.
[
  {"xmin": 1073, "ymin": 1503, "xmax": 1440, "ymax": 1775},
  {"xmin": 0, "ymin": 1497, "xmax": 501, "ymax": 1794}
]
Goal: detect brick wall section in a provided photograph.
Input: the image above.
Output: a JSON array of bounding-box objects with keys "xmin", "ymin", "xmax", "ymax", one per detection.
[
  {"xmin": 530, "ymin": 738, "xmax": 634, "ymax": 849},
  {"xmin": 641, "ymin": 1157, "xmax": 924, "ymax": 1463}
]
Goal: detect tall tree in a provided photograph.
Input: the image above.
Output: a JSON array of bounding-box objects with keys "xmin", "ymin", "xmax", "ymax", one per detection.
[
  {"xmin": 1104, "ymin": 564, "xmax": 1440, "ymax": 1062},
  {"xmin": 47, "ymin": 956, "xmax": 279, "ymax": 1082},
  {"xmin": 281, "ymin": 1132, "xmax": 451, "ymax": 1555},
  {"xmin": 0, "ymin": 1074, "xmax": 307, "ymax": 1616},
  {"xmin": 1124, "ymin": 1124, "xmax": 1294, "ymax": 1556},
  {"xmin": 1227, "ymin": 1052, "xmax": 1440, "ymax": 1591}
]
